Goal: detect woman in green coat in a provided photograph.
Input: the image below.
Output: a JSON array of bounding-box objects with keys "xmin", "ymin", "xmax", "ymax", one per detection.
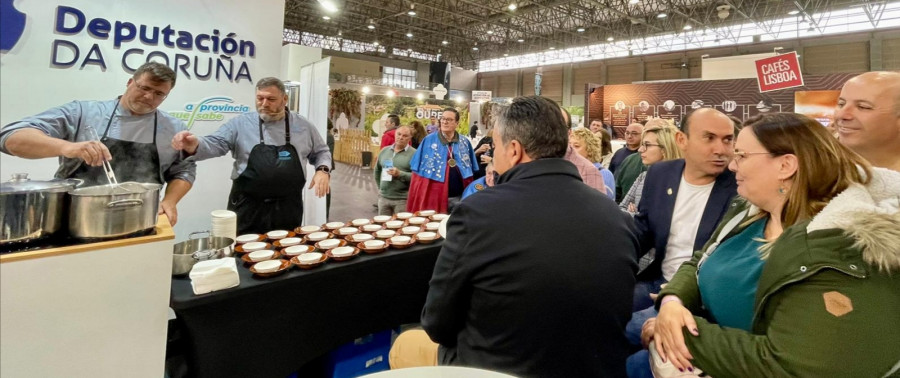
[{"xmin": 645, "ymin": 113, "xmax": 900, "ymax": 377}]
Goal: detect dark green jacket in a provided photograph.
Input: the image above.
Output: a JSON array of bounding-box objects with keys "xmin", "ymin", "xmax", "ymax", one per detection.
[
  {"xmin": 614, "ymin": 153, "xmax": 647, "ymax": 203},
  {"xmin": 659, "ymin": 168, "xmax": 900, "ymax": 378}
]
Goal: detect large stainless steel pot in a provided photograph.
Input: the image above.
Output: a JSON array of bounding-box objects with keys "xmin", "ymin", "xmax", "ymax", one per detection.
[
  {"xmin": 0, "ymin": 174, "xmax": 80, "ymax": 245},
  {"xmin": 68, "ymin": 182, "xmax": 162, "ymax": 239},
  {"xmin": 172, "ymin": 231, "xmax": 234, "ymax": 276}
]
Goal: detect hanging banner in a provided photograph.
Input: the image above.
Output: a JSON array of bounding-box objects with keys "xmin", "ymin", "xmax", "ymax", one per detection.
[
  {"xmin": 472, "ymin": 90, "xmax": 492, "ymax": 102},
  {"xmin": 755, "ymin": 52, "xmax": 804, "ymax": 92}
]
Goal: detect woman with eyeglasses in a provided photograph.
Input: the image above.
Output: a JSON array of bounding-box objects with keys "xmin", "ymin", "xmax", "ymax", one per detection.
[
  {"xmin": 643, "ymin": 113, "xmax": 900, "ymax": 377},
  {"xmin": 569, "ymin": 127, "xmax": 616, "ymax": 198},
  {"xmin": 619, "ymin": 123, "xmax": 682, "ymax": 215}
]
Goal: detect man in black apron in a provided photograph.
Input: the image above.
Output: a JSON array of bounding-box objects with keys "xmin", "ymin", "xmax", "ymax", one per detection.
[
  {"xmin": 172, "ymin": 77, "xmax": 333, "ymax": 234},
  {"xmin": 0, "ymin": 62, "xmax": 196, "ymax": 225}
]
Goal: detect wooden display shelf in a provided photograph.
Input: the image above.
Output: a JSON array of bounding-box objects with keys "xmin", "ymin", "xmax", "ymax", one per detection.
[{"xmin": 0, "ymin": 215, "xmax": 175, "ymax": 264}]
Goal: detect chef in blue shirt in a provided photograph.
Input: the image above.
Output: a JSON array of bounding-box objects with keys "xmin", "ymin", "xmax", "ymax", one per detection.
[
  {"xmin": 0, "ymin": 62, "xmax": 196, "ymax": 225},
  {"xmin": 172, "ymin": 77, "xmax": 332, "ymax": 234}
]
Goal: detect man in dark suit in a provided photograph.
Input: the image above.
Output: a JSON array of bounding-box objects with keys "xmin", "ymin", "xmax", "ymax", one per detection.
[
  {"xmin": 625, "ymin": 108, "xmax": 737, "ymax": 378},
  {"xmin": 392, "ymin": 96, "xmax": 638, "ymax": 377}
]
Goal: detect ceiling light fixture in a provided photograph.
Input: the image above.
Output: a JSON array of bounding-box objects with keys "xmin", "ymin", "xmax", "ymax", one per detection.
[
  {"xmin": 416, "ymin": 93, "xmax": 424, "ymax": 100},
  {"xmin": 338, "ymin": 31, "xmax": 342, "ymax": 36},
  {"xmin": 317, "ymin": 0, "xmax": 338, "ymax": 13},
  {"xmin": 406, "ymin": 32, "xmax": 413, "ymax": 38},
  {"xmin": 442, "ymin": 40, "xmax": 449, "ymax": 45},
  {"xmin": 607, "ymin": 36, "xmax": 614, "ymax": 41},
  {"xmin": 788, "ymin": 10, "xmax": 800, "ymax": 15},
  {"xmin": 504, "ymin": 53, "xmax": 509, "ymax": 57},
  {"xmin": 361, "ymin": 86, "xmax": 370, "ymax": 94},
  {"xmin": 472, "ymin": 46, "xmax": 479, "ymax": 51},
  {"xmin": 386, "ymin": 90, "xmax": 395, "ymax": 97},
  {"xmin": 657, "ymin": 13, "xmax": 667, "ymax": 18},
  {"xmin": 367, "ymin": 19, "xmax": 376, "ymax": 29},
  {"xmin": 628, "ymin": 0, "xmax": 639, "ymax": 4},
  {"xmin": 408, "ymin": 10, "xmax": 416, "ymax": 16},
  {"xmin": 683, "ymin": 24, "xmax": 692, "ymax": 30},
  {"xmin": 549, "ymin": 46, "xmax": 555, "ymax": 50},
  {"xmin": 517, "ymin": 39, "xmax": 524, "ymax": 43},
  {"xmin": 322, "ymin": 16, "xmax": 331, "ymax": 20},
  {"xmin": 576, "ymin": 27, "xmax": 585, "ymax": 32},
  {"xmin": 373, "ymin": 41, "xmax": 379, "ymax": 46},
  {"xmin": 487, "ymin": 30, "xmax": 494, "ymax": 35},
  {"xmin": 508, "ymin": 3, "xmax": 517, "ymax": 11}
]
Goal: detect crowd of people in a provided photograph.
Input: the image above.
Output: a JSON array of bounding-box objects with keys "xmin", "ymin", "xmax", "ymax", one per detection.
[
  {"xmin": 387, "ymin": 71, "xmax": 900, "ymax": 378},
  {"xmin": 3, "ymin": 63, "xmax": 898, "ymax": 377}
]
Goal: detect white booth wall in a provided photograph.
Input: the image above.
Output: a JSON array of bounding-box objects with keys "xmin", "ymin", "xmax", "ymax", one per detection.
[{"xmin": 0, "ymin": 0, "xmax": 309, "ymax": 241}]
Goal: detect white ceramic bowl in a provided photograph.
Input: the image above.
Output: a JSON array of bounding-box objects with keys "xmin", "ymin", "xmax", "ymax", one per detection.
[
  {"xmin": 396, "ymin": 212, "xmax": 414, "ymax": 220},
  {"xmin": 351, "ymin": 234, "xmax": 374, "ymax": 242},
  {"xmin": 424, "ymin": 222, "xmax": 441, "ymax": 231},
  {"xmin": 248, "ymin": 250, "xmax": 275, "ymax": 262},
  {"xmin": 235, "ymin": 234, "xmax": 260, "ymax": 244},
  {"xmin": 267, "ymin": 230, "xmax": 289, "ymax": 239},
  {"xmin": 337, "ymin": 227, "xmax": 358, "ymax": 235},
  {"xmin": 402, "ymin": 226, "xmax": 421, "ymax": 235},
  {"xmin": 417, "ymin": 231, "xmax": 438, "ymax": 241},
  {"xmin": 373, "ymin": 215, "xmax": 392, "ymax": 223},
  {"xmin": 253, "ymin": 259, "xmax": 282, "ymax": 273},
  {"xmin": 385, "ymin": 220, "xmax": 404, "ymax": 229},
  {"xmin": 408, "ymin": 217, "xmax": 428, "ymax": 225},
  {"xmin": 325, "ymin": 221, "xmax": 345, "ymax": 229},
  {"xmin": 362, "ymin": 224, "xmax": 383, "ymax": 232},
  {"xmin": 242, "ymin": 242, "xmax": 268, "ymax": 252},
  {"xmin": 307, "ymin": 232, "xmax": 330, "ymax": 241},
  {"xmin": 351, "ymin": 218, "xmax": 371, "ymax": 226},
  {"xmin": 283, "ymin": 245, "xmax": 312, "ymax": 256},
  {"xmin": 375, "ymin": 230, "xmax": 396, "ymax": 238},
  {"xmin": 298, "ymin": 225, "xmax": 321, "ymax": 233},
  {"xmin": 318, "ymin": 239, "xmax": 341, "ymax": 249},
  {"xmin": 418, "ymin": 210, "xmax": 436, "ymax": 216},
  {"xmin": 331, "ymin": 246, "xmax": 355, "ymax": 257},
  {"xmin": 431, "ymin": 214, "xmax": 449, "ymax": 221},
  {"xmin": 364, "ymin": 240, "xmax": 386, "ymax": 249},
  {"xmin": 298, "ymin": 252, "xmax": 323, "ymax": 264},
  {"xmin": 390, "ymin": 235, "xmax": 412, "ymax": 245},
  {"xmin": 279, "ymin": 237, "xmax": 302, "ymax": 247}
]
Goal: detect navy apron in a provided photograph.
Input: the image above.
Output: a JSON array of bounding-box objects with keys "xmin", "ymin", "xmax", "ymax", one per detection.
[
  {"xmin": 228, "ymin": 108, "xmax": 306, "ymax": 234},
  {"xmin": 69, "ymin": 99, "xmax": 162, "ymax": 186}
]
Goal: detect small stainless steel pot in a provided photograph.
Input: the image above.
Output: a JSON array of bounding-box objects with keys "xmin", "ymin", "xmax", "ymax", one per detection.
[
  {"xmin": 172, "ymin": 231, "xmax": 235, "ymax": 276},
  {"xmin": 68, "ymin": 182, "xmax": 162, "ymax": 239},
  {"xmin": 0, "ymin": 174, "xmax": 81, "ymax": 245}
]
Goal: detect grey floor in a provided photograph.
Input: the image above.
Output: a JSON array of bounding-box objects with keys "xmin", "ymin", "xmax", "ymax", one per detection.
[{"xmin": 328, "ymin": 162, "xmax": 380, "ymax": 222}]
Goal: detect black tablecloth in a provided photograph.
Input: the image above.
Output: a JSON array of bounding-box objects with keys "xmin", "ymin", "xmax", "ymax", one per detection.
[{"xmin": 170, "ymin": 241, "xmax": 443, "ymax": 378}]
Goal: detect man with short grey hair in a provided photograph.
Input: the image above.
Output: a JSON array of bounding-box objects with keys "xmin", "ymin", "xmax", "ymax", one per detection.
[
  {"xmin": 172, "ymin": 77, "xmax": 332, "ymax": 233},
  {"xmin": 392, "ymin": 96, "xmax": 638, "ymax": 377},
  {"xmin": 1, "ymin": 62, "xmax": 196, "ymax": 225},
  {"xmin": 835, "ymin": 71, "xmax": 900, "ymax": 171}
]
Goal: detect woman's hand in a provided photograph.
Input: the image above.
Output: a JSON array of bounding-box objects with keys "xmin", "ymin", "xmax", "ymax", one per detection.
[{"xmin": 654, "ymin": 299, "xmax": 699, "ymax": 372}]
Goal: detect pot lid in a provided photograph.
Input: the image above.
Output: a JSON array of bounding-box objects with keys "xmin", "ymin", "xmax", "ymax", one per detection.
[{"xmin": 0, "ymin": 173, "xmax": 78, "ymax": 194}]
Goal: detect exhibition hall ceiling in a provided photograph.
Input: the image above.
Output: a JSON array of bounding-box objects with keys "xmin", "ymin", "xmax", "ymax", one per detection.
[{"xmin": 283, "ymin": 0, "xmax": 893, "ymax": 69}]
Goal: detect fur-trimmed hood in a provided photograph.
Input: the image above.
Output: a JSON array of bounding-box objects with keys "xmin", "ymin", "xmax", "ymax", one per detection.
[{"xmin": 807, "ymin": 167, "xmax": 900, "ymax": 273}]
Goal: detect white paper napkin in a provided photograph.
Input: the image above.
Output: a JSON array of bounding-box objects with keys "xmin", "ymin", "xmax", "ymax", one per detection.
[{"xmin": 190, "ymin": 258, "xmax": 240, "ymax": 295}]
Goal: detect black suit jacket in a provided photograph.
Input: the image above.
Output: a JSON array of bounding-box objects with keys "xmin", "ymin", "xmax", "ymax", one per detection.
[
  {"xmin": 422, "ymin": 158, "xmax": 638, "ymax": 378},
  {"xmin": 633, "ymin": 159, "xmax": 737, "ymax": 282}
]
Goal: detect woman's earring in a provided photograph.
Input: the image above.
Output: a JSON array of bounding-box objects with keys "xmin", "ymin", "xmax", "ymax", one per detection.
[{"xmin": 778, "ymin": 179, "xmax": 787, "ymax": 195}]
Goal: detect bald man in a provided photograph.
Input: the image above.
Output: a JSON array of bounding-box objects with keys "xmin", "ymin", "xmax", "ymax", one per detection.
[{"xmin": 835, "ymin": 71, "xmax": 900, "ymax": 171}]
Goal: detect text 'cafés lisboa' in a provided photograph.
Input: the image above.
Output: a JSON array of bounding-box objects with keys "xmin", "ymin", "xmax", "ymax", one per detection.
[{"xmin": 50, "ymin": 5, "xmax": 257, "ymax": 83}]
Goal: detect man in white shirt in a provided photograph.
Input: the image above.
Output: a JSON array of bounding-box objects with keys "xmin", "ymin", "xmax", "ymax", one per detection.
[
  {"xmin": 624, "ymin": 108, "xmax": 738, "ymax": 377},
  {"xmin": 834, "ymin": 71, "xmax": 900, "ymax": 172}
]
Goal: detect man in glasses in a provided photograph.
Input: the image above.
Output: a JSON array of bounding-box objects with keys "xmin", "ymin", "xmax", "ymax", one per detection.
[
  {"xmin": 610, "ymin": 122, "xmax": 644, "ymax": 173},
  {"xmin": 0, "ymin": 62, "xmax": 196, "ymax": 225}
]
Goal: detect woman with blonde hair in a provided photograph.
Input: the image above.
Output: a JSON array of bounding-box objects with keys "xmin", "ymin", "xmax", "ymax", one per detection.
[
  {"xmin": 570, "ymin": 127, "xmax": 615, "ymax": 198},
  {"xmin": 619, "ymin": 124, "xmax": 682, "ymax": 215},
  {"xmin": 642, "ymin": 113, "xmax": 900, "ymax": 377}
]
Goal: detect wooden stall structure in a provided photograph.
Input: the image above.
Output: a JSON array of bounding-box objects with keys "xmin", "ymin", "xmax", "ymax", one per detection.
[{"xmin": 334, "ymin": 129, "xmax": 381, "ymax": 167}]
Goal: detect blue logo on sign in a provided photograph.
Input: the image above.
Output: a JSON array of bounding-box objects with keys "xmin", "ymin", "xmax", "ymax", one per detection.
[
  {"xmin": 278, "ymin": 151, "xmax": 291, "ymax": 161},
  {"xmin": 0, "ymin": 0, "xmax": 26, "ymax": 53}
]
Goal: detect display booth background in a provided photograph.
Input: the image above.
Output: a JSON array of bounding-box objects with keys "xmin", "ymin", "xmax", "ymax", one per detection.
[
  {"xmin": 586, "ymin": 73, "xmax": 855, "ymax": 137},
  {"xmin": 0, "ymin": 0, "xmax": 286, "ymax": 240}
]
